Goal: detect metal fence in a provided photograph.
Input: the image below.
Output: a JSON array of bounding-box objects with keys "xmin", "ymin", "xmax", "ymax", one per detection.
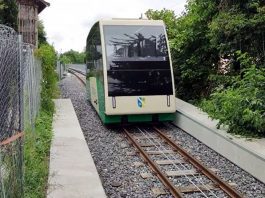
[
  {"xmin": 0, "ymin": 24, "xmax": 42, "ymax": 197},
  {"xmin": 57, "ymin": 61, "xmax": 66, "ymax": 80}
]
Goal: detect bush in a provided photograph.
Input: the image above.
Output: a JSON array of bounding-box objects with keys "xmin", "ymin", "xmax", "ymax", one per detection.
[
  {"xmin": 200, "ymin": 63, "xmax": 265, "ymax": 137},
  {"xmin": 35, "ymin": 44, "xmax": 58, "ymax": 113}
]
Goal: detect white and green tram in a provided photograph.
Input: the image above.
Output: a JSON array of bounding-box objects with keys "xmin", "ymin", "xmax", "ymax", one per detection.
[{"xmin": 86, "ymin": 19, "xmax": 176, "ymax": 124}]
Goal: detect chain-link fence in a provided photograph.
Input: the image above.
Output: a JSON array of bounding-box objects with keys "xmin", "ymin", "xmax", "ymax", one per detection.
[
  {"xmin": 0, "ymin": 24, "xmax": 42, "ymax": 197},
  {"xmin": 21, "ymin": 44, "xmax": 42, "ymax": 131}
]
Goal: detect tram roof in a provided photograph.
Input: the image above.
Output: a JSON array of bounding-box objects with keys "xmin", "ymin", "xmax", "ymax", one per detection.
[{"xmin": 97, "ymin": 19, "xmax": 165, "ymax": 26}]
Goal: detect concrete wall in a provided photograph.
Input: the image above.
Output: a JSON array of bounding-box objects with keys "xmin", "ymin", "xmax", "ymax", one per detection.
[{"xmin": 174, "ymin": 98, "xmax": 265, "ymax": 183}]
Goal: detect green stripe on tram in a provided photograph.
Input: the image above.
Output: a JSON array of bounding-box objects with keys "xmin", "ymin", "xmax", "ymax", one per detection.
[
  {"xmin": 96, "ymin": 77, "xmax": 122, "ymax": 124},
  {"xmin": 159, "ymin": 113, "xmax": 176, "ymax": 121},
  {"xmin": 128, "ymin": 114, "xmax": 152, "ymax": 122}
]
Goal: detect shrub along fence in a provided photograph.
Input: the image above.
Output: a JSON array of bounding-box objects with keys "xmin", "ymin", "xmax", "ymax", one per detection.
[{"xmin": 0, "ymin": 24, "xmax": 42, "ymax": 197}]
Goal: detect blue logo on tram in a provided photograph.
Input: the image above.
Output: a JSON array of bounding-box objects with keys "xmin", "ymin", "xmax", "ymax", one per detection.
[{"xmin": 137, "ymin": 97, "xmax": 145, "ymax": 108}]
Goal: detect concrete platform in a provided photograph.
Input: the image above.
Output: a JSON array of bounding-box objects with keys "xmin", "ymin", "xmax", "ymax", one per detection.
[
  {"xmin": 47, "ymin": 99, "xmax": 106, "ymax": 198},
  {"xmin": 174, "ymin": 98, "xmax": 265, "ymax": 183}
]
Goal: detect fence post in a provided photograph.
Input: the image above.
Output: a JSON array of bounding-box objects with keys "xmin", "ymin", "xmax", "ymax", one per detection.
[
  {"xmin": 17, "ymin": 34, "xmax": 25, "ymax": 197},
  {"xmin": 60, "ymin": 62, "xmax": 62, "ymax": 79},
  {"xmin": 18, "ymin": 35, "xmax": 24, "ymax": 132},
  {"xmin": 57, "ymin": 61, "xmax": 61, "ymax": 80}
]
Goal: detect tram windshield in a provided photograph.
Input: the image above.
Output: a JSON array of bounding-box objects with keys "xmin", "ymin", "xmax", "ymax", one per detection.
[{"xmin": 103, "ymin": 25, "xmax": 173, "ymax": 96}]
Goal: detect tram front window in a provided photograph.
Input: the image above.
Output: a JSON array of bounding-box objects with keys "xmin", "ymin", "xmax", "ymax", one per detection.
[{"xmin": 103, "ymin": 25, "xmax": 173, "ymax": 96}]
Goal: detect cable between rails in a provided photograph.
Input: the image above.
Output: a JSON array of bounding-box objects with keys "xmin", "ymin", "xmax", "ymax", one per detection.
[{"xmin": 136, "ymin": 126, "xmax": 218, "ymax": 198}]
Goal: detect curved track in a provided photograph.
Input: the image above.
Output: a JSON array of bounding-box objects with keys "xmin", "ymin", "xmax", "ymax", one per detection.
[{"xmin": 68, "ymin": 68, "xmax": 86, "ymax": 85}]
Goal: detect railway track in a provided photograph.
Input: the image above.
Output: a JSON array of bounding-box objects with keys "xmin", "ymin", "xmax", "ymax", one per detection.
[
  {"xmin": 123, "ymin": 125, "xmax": 243, "ymax": 198},
  {"xmin": 68, "ymin": 68, "xmax": 86, "ymax": 85},
  {"xmin": 68, "ymin": 70, "xmax": 243, "ymax": 197}
]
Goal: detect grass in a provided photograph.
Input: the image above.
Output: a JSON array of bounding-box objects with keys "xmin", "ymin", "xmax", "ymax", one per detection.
[{"xmin": 24, "ymin": 109, "xmax": 54, "ymax": 198}]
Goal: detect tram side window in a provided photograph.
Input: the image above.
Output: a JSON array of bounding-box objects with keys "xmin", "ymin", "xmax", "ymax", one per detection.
[
  {"xmin": 86, "ymin": 37, "xmax": 95, "ymax": 71},
  {"xmin": 94, "ymin": 41, "xmax": 102, "ymax": 72},
  {"xmin": 86, "ymin": 23, "xmax": 103, "ymax": 73}
]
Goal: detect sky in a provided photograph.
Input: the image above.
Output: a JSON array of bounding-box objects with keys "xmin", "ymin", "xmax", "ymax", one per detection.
[{"xmin": 39, "ymin": 0, "xmax": 187, "ymax": 53}]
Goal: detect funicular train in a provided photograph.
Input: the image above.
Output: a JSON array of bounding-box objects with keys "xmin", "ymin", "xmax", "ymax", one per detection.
[{"xmin": 85, "ymin": 19, "xmax": 176, "ymax": 124}]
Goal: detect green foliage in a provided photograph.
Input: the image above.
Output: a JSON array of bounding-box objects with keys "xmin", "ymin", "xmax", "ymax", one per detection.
[
  {"xmin": 146, "ymin": 2, "xmax": 220, "ymax": 102},
  {"xmin": 59, "ymin": 54, "xmax": 72, "ymax": 64},
  {"xmin": 145, "ymin": 9, "xmax": 177, "ymax": 39},
  {"xmin": 0, "ymin": 0, "xmax": 18, "ymax": 30},
  {"xmin": 200, "ymin": 54, "xmax": 265, "ymax": 137},
  {"xmin": 208, "ymin": 0, "xmax": 265, "ymax": 67},
  {"xmin": 146, "ymin": 1, "xmax": 265, "ymax": 102},
  {"xmin": 35, "ymin": 44, "xmax": 58, "ymax": 114},
  {"xmin": 147, "ymin": 1, "xmax": 265, "ymax": 136},
  {"xmin": 172, "ymin": 1, "xmax": 220, "ymax": 102},
  {"xmin": 24, "ymin": 20, "xmax": 57, "ymax": 198},
  {"xmin": 60, "ymin": 49, "xmax": 85, "ymax": 64},
  {"xmin": 38, "ymin": 20, "xmax": 48, "ymax": 46},
  {"xmin": 25, "ymin": 43, "xmax": 58, "ymax": 197},
  {"xmin": 201, "ymin": 1, "xmax": 265, "ymax": 136},
  {"xmin": 24, "ymin": 110, "xmax": 53, "ymax": 198}
]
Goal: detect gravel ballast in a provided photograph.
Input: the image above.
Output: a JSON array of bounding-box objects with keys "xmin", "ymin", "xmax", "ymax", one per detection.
[{"xmin": 59, "ymin": 74, "xmax": 265, "ymax": 198}]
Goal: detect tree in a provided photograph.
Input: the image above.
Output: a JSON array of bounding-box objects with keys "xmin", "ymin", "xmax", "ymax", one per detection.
[
  {"xmin": 38, "ymin": 20, "xmax": 48, "ymax": 46},
  {"xmin": 36, "ymin": 44, "xmax": 57, "ymax": 113},
  {"xmin": 146, "ymin": 2, "xmax": 220, "ymax": 102},
  {"xmin": 200, "ymin": 54, "xmax": 265, "ymax": 136},
  {"xmin": 146, "ymin": 1, "xmax": 265, "ymax": 136},
  {"xmin": 146, "ymin": 1, "xmax": 265, "ymax": 102},
  {"xmin": 60, "ymin": 50, "xmax": 85, "ymax": 64},
  {"xmin": 208, "ymin": 0, "xmax": 265, "ymax": 70},
  {"xmin": 59, "ymin": 55, "xmax": 71, "ymax": 64},
  {"xmin": 145, "ymin": 9, "xmax": 177, "ymax": 40},
  {"xmin": 0, "ymin": 0, "xmax": 18, "ymax": 30}
]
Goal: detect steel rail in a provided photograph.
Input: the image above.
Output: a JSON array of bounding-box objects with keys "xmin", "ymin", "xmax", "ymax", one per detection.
[
  {"xmin": 139, "ymin": 127, "xmax": 216, "ymax": 197},
  {"xmin": 68, "ymin": 67, "xmax": 86, "ymax": 76},
  {"xmin": 123, "ymin": 128, "xmax": 184, "ymax": 198},
  {"xmin": 153, "ymin": 126, "xmax": 244, "ymax": 198},
  {"xmin": 68, "ymin": 68, "xmax": 86, "ymax": 86}
]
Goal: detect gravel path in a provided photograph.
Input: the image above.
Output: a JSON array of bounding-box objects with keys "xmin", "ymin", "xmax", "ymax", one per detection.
[{"xmin": 59, "ymin": 74, "xmax": 265, "ymax": 198}]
